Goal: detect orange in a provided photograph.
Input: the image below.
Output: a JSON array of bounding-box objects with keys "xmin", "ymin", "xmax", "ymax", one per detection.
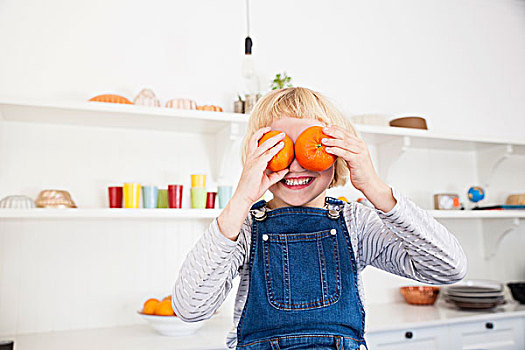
[
  {"xmin": 337, "ymin": 196, "xmax": 348, "ymax": 202},
  {"xmin": 142, "ymin": 298, "xmax": 160, "ymax": 315},
  {"xmin": 258, "ymin": 130, "xmax": 294, "ymax": 172},
  {"xmin": 155, "ymin": 299, "xmax": 175, "ymax": 316},
  {"xmin": 294, "ymin": 126, "xmax": 336, "ymax": 172},
  {"xmin": 162, "ymin": 295, "xmax": 172, "ymax": 301}
]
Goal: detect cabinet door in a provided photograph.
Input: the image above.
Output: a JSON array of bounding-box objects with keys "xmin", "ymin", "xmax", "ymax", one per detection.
[
  {"xmin": 447, "ymin": 317, "xmax": 524, "ymax": 350},
  {"xmin": 365, "ymin": 325, "xmax": 448, "ymax": 350}
]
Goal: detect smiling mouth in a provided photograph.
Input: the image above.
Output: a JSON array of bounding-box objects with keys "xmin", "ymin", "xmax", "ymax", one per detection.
[{"xmin": 280, "ymin": 176, "xmax": 315, "ymax": 189}]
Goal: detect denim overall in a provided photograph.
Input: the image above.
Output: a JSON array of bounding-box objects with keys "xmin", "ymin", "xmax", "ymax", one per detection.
[{"xmin": 236, "ymin": 197, "xmax": 368, "ymax": 350}]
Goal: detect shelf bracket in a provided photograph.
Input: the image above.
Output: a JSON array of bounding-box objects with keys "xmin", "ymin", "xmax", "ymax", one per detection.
[
  {"xmin": 483, "ymin": 217, "xmax": 521, "ymax": 259},
  {"xmin": 477, "ymin": 144, "xmax": 513, "ymax": 188},
  {"xmin": 213, "ymin": 122, "xmax": 246, "ymax": 183},
  {"xmin": 376, "ymin": 136, "xmax": 410, "ymax": 181}
]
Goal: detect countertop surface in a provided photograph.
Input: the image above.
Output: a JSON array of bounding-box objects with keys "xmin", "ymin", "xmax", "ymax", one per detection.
[{"xmin": 2, "ymin": 300, "xmax": 524, "ymax": 350}]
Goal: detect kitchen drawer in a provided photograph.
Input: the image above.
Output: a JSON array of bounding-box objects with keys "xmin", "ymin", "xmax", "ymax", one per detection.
[
  {"xmin": 447, "ymin": 317, "xmax": 524, "ymax": 350},
  {"xmin": 365, "ymin": 325, "xmax": 449, "ymax": 350}
]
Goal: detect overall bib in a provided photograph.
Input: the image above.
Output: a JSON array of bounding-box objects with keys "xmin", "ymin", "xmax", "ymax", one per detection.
[{"xmin": 236, "ymin": 197, "xmax": 368, "ymax": 350}]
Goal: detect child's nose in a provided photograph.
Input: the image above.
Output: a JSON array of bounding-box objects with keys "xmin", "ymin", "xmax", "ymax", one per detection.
[{"xmin": 288, "ymin": 157, "xmax": 305, "ymax": 172}]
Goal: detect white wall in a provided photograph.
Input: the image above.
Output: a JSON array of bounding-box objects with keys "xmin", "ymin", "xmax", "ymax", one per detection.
[{"xmin": 1, "ymin": 0, "xmax": 525, "ymax": 336}]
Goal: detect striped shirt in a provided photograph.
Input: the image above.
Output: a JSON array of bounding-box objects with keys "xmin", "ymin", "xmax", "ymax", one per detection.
[{"xmin": 172, "ymin": 187, "xmax": 468, "ymax": 349}]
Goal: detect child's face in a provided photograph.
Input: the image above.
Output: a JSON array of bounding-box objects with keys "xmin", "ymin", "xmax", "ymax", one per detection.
[{"xmin": 266, "ymin": 117, "xmax": 335, "ymax": 208}]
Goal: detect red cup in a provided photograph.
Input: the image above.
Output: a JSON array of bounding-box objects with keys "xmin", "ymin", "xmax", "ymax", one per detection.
[
  {"xmin": 206, "ymin": 192, "xmax": 217, "ymax": 209},
  {"xmin": 168, "ymin": 184, "xmax": 183, "ymax": 208},
  {"xmin": 108, "ymin": 186, "xmax": 123, "ymax": 208}
]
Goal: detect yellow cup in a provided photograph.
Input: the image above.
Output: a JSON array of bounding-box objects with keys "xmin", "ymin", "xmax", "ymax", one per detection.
[
  {"xmin": 191, "ymin": 174, "xmax": 206, "ymax": 188},
  {"xmin": 123, "ymin": 183, "xmax": 141, "ymax": 208}
]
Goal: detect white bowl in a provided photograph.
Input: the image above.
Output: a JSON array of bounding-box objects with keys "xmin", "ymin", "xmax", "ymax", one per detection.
[{"xmin": 138, "ymin": 312, "xmax": 204, "ymax": 336}]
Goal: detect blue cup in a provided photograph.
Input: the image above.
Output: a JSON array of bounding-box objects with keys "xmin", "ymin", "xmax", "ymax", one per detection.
[
  {"xmin": 142, "ymin": 186, "xmax": 159, "ymax": 208},
  {"xmin": 217, "ymin": 185, "xmax": 233, "ymax": 209}
]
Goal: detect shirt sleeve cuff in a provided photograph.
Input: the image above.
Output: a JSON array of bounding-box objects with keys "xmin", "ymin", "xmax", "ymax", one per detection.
[
  {"xmin": 209, "ymin": 217, "xmax": 240, "ymax": 249},
  {"xmin": 374, "ymin": 186, "xmax": 403, "ymax": 218}
]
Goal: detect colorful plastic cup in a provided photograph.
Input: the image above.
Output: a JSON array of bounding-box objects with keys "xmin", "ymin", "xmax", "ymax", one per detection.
[
  {"xmin": 157, "ymin": 189, "xmax": 169, "ymax": 208},
  {"xmin": 123, "ymin": 183, "xmax": 141, "ymax": 208},
  {"xmin": 191, "ymin": 187, "xmax": 207, "ymax": 209},
  {"xmin": 191, "ymin": 174, "xmax": 206, "ymax": 188},
  {"xmin": 142, "ymin": 186, "xmax": 158, "ymax": 209},
  {"xmin": 108, "ymin": 186, "xmax": 123, "ymax": 208},
  {"xmin": 217, "ymin": 185, "xmax": 232, "ymax": 209},
  {"xmin": 206, "ymin": 192, "xmax": 217, "ymax": 209},
  {"xmin": 168, "ymin": 184, "xmax": 184, "ymax": 209}
]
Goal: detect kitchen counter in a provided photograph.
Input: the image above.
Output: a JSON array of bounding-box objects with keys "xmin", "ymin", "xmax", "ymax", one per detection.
[{"xmin": 2, "ymin": 300, "xmax": 524, "ymax": 350}]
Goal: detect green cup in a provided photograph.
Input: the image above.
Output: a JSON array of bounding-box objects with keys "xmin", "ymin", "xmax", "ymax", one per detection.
[
  {"xmin": 191, "ymin": 187, "xmax": 207, "ymax": 209},
  {"xmin": 157, "ymin": 189, "xmax": 169, "ymax": 208}
]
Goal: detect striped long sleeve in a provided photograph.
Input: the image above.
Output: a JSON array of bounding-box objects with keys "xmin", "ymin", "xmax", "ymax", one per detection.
[{"xmin": 355, "ymin": 187, "xmax": 468, "ymax": 284}]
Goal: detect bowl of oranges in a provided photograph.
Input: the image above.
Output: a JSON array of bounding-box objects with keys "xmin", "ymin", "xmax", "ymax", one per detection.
[{"xmin": 138, "ymin": 295, "xmax": 204, "ymax": 336}]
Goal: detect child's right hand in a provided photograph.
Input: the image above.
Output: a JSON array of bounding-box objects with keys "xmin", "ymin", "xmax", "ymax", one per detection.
[
  {"xmin": 234, "ymin": 126, "xmax": 289, "ymax": 205},
  {"xmin": 217, "ymin": 126, "xmax": 289, "ymax": 241}
]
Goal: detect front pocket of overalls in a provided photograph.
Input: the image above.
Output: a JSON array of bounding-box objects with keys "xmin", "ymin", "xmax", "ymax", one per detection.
[{"xmin": 262, "ymin": 229, "xmax": 341, "ymax": 310}]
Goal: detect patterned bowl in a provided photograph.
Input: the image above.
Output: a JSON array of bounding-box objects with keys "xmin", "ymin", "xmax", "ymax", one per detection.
[
  {"xmin": 400, "ymin": 286, "xmax": 440, "ymax": 305},
  {"xmin": 35, "ymin": 190, "xmax": 77, "ymax": 208},
  {"xmin": 0, "ymin": 195, "xmax": 36, "ymax": 209},
  {"xmin": 137, "ymin": 312, "xmax": 204, "ymax": 336}
]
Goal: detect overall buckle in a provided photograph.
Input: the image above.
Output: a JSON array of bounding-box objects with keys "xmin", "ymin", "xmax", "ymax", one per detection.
[{"xmin": 250, "ymin": 206, "xmax": 268, "ymax": 221}]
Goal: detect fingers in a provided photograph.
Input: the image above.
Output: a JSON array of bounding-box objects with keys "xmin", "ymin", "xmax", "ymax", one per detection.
[
  {"xmin": 321, "ymin": 137, "xmax": 362, "ymax": 154},
  {"xmin": 325, "ymin": 145, "xmax": 358, "ymax": 160},
  {"xmin": 254, "ymin": 131, "xmax": 285, "ymax": 158},
  {"xmin": 247, "ymin": 126, "xmax": 271, "ymax": 155},
  {"xmin": 267, "ymin": 168, "xmax": 289, "ymax": 186},
  {"xmin": 261, "ymin": 141, "xmax": 285, "ymax": 162}
]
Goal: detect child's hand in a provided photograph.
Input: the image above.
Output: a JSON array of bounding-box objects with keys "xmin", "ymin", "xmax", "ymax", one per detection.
[
  {"xmin": 321, "ymin": 125, "xmax": 382, "ymax": 193},
  {"xmin": 235, "ymin": 126, "xmax": 290, "ymax": 205}
]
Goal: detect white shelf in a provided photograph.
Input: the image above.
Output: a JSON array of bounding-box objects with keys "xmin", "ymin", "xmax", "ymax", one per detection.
[
  {"xmin": 430, "ymin": 210, "xmax": 525, "ymax": 219},
  {"xmin": 355, "ymin": 123, "xmax": 525, "ymax": 153},
  {"xmin": 0, "ymin": 208, "xmax": 221, "ymax": 219},
  {"xmin": 0, "ymin": 99, "xmax": 249, "ymax": 134},
  {"xmin": 1, "ymin": 208, "xmax": 524, "ymax": 220}
]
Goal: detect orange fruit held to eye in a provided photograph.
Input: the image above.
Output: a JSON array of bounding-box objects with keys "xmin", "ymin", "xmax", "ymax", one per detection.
[
  {"xmin": 258, "ymin": 130, "xmax": 295, "ymax": 172},
  {"xmin": 294, "ymin": 126, "xmax": 336, "ymax": 172}
]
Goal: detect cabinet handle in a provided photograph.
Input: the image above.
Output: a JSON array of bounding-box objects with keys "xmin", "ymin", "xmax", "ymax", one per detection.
[
  {"xmin": 405, "ymin": 331, "xmax": 413, "ymax": 339},
  {"xmin": 485, "ymin": 322, "xmax": 494, "ymax": 329}
]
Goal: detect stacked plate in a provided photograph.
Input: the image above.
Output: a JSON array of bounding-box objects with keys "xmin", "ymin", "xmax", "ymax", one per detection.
[{"xmin": 444, "ymin": 280, "xmax": 506, "ymax": 310}]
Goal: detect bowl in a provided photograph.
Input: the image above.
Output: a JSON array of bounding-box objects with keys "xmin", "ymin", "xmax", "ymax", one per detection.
[
  {"xmin": 389, "ymin": 116, "xmax": 428, "ymax": 130},
  {"xmin": 400, "ymin": 286, "xmax": 440, "ymax": 305},
  {"xmin": 0, "ymin": 195, "xmax": 36, "ymax": 209},
  {"xmin": 137, "ymin": 312, "xmax": 204, "ymax": 336},
  {"xmin": 507, "ymin": 282, "xmax": 525, "ymax": 304},
  {"xmin": 35, "ymin": 190, "xmax": 77, "ymax": 208}
]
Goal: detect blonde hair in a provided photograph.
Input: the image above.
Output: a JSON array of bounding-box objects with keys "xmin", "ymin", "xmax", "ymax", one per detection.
[{"xmin": 241, "ymin": 87, "xmax": 359, "ymax": 188}]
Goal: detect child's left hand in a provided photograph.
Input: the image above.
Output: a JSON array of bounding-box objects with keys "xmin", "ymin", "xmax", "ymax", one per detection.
[{"xmin": 321, "ymin": 125, "xmax": 382, "ymax": 192}]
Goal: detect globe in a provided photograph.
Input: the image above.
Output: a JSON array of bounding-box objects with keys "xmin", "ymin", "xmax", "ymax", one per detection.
[{"xmin": 467, "ymin": 186, "xmax": 485, "ymax": 203}]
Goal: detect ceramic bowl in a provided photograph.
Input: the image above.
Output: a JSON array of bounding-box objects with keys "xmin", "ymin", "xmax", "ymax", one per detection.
[
  {"xmin": 400, "ymin": 286, "xmax": 440, "ymax": 305},
  {"xmin": 137, "ymin": 312, "xmax": 204, "ymax": 336},
  {"xmin": 389, "ymin": 116, "xmax": 428, "ymax": 130}
]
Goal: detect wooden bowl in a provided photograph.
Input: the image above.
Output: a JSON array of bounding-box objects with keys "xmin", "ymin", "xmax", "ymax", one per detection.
[
  {"xmin": 400, "ymin": 286, "xmax": 440, "ymax": 305},
  {"xmin": 389, "ymin": 116, "xmax": 428, "ymax": 130}
]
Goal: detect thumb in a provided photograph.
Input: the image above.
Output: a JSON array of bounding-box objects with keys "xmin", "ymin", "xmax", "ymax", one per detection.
[{"xmin": 267, "ymin": 169, "xmax": 289, "ymax": 186}]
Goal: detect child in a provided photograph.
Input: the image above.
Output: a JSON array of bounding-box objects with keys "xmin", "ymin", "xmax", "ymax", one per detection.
[{"xmin": 172, "ymin": 87, "xmax": 467, "ymax": 350}]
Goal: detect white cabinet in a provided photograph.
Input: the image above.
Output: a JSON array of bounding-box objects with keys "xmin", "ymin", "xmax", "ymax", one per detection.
[
  {"xmin": 366, "ymin": 325, "xmax": 449, "ymax": 349},
  {"xmin": 366, "ymin": 316, "xmax": 525, "ymax": 350},
  {"xmin": 448, "ymin": 317, "xmax": 524, "ymax": 350}
]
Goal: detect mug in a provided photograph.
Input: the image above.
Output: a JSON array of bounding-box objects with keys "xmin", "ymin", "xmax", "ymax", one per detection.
[
  {"xmin": 217, "ymin": 185, "xmax": 233, "ymax": 209},
  {"xmin": 142, "ymin": 186, "xmax": 158, "ymax": 209},
  {"xmin": 157, "ymin": 189, "xmax": 169, "ymax": 208},
  {"xmin": 191, "ymin": 187, "xmax": 207, "ymax": 209},
  {"xmin": 123, "ymin": 183, "xmax": 141, "ymax": 208},
  {"xmin": 191, "ymin": 174, "xmax": 206, "ymax": 188}
]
